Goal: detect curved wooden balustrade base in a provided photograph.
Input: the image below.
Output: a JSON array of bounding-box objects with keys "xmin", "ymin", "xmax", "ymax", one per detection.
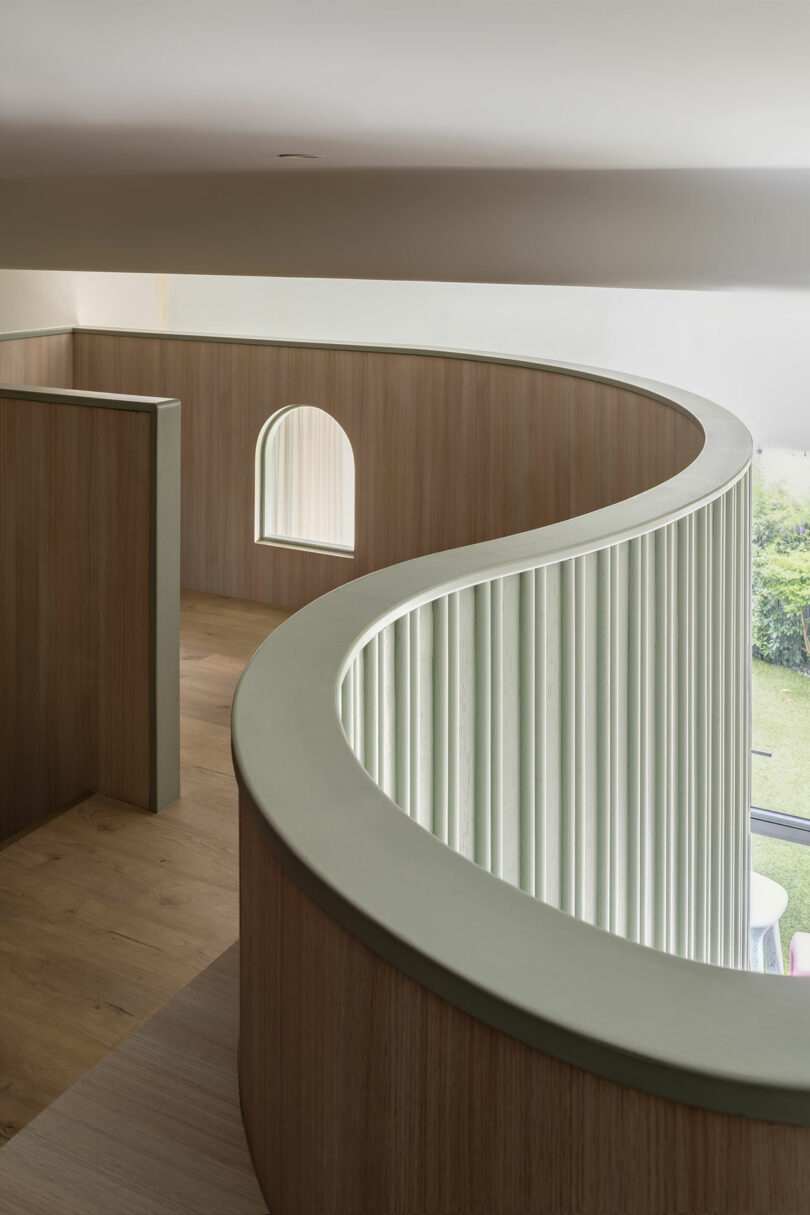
[{"xmin": 240, "ymin": 795, "xmax": 810, "ymax": 1215}]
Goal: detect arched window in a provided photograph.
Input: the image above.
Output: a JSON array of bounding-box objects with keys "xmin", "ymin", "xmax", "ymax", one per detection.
[{"xmin": 255, "ymin": 405, "xmax": 355, "ymax": 556}]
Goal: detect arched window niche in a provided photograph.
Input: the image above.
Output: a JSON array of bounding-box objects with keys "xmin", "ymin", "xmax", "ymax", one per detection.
[{"xmin": 255, "ymin": 405, "xmax": 355, "ymax": 557}]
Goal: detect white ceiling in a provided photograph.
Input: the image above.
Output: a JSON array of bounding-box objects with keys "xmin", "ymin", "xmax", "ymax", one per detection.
[{"xmin": 3, "ymin": 0, "xmax": 810, "ymax": 177}]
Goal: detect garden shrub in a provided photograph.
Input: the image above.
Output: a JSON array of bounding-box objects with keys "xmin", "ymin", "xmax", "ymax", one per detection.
[{"xmin": 752, "ymin": 471, "xmax": 810, "ymax": 671}]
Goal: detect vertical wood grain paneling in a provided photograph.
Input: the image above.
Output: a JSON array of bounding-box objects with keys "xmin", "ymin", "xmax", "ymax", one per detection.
[
  {"xmin": 0, "ymin": 333, "xmax": 73, "ymax": 390},
  {"xmin": 0, "ymin": 389, "xmax": 177, "ymax": 840},
  {"xmin": 73, "ymin": 333, "xmax": 704, "ymax": 611},
  {"xmin": 240, "ymin": 794, "xmax": 807, "ymax": 1215}
]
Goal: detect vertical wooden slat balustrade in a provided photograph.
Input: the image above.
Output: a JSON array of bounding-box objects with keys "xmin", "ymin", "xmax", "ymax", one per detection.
[{"xmin": 341, "ymin": 470, "xmax": 751, "ymax": 968}]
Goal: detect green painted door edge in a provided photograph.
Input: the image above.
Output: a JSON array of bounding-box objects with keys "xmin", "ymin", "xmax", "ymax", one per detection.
[{"xmin": 150, "ymin": 400, "xmax": 181, "ymax": 811}]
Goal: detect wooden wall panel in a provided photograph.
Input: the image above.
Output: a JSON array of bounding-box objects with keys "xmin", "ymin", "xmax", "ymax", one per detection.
[
  {"xmin": 240, "ymin": 793, "xmax": 810, "ymax": 1215},
  {"xmin": 74, "ymin": 333, "xmax": 703, "ymax": 610},
  {"xmin": 0, "ymin": 333, "xmax": 73, "ymax": 390},
  {"xmin": 0, "ymin": 396, "xmax": 152, "ymax": 839}
]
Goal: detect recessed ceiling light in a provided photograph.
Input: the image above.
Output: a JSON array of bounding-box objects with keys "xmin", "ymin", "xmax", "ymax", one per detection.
[{"xmin": 277, "ymin": 153, "xmax": 323, "ymax": 160}]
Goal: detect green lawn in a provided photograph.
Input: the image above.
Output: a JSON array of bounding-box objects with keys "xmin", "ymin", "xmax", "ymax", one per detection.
[
  {"xmin": 752, "ymin": 658, "xmax": 810, "ymax": 819},
  {"xmin": 751, "ymin": 658, "xmax": 810, "ymax": 971},
  {"xmin": 751, "ymin": 834, "xmax": 810, "ymax": 973}
]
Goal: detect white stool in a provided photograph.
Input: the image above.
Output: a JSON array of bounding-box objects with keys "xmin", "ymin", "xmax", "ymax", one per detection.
[
  {"xmin": 790, "ymin": 931, "xmax": 810, "ymax": 976},
  {"xmin": 749, "ymin": 871, "xmax": 788, "ymax": 974}
]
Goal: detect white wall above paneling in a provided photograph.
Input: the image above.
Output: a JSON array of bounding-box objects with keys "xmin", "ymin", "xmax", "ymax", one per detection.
[
  {"xmin": 2, "ymin": 269, "xmax": 809, "ymax": 450},
  {"xmin": 0, "ymin": 270, "xmax": 78, "ymax": 332},
  {"xmin": 73, "ymin": 272, "xmax": 167, "ymax": 330},
  {"xmin": 0, "ymin": 269, "xmax": 165, "ymax": 333},
  {"xmin": 165, "ymin": 276, "xmax": 810, "ymax": 450}
]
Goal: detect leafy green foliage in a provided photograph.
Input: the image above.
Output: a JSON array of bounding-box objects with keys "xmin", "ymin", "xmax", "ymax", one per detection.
[
  {"xmin": 753, "ymin": 474, "xmax": 810, "ymax": 552},
  {"xmin": 752, "ymin": 471, "xmax": 810, "ymax": 670}
]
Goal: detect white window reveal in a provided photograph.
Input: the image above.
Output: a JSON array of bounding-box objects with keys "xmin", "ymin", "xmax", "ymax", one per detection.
[{"xmin": 255, "ymin": 405, "xmax": 355, "ymax": 557}]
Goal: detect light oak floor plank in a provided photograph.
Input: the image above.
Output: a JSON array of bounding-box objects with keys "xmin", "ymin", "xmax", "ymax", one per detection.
[
  {"xmin": 0, "ymin": 589, "xmax": 288, "ymax": 1144},
  {"xmin": 0, "ymin": 944, "xmax": 268, "ymax": 1214}
]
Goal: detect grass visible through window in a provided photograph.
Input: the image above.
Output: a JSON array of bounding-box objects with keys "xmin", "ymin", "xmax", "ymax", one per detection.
[
  {"xmin": 750, "ymin": 449, "xmax": 810, "ymax": 972},
  {"xmin": 751, "ymin": 659, "xmax": 810, "ymax": 972},
  {"xmin": 752, "ymin": 658, "xmax": 810, "ymax": 821},
  {"xmin": 751, "ymin": 834, "xmax": 810, "ymax": 973}
]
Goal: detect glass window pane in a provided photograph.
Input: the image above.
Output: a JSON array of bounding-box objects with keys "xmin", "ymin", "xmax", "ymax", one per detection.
[
  {"xmin": 256, "ymin": 405, "xmax": 355, "ymax": 554},
  {"xmin": 751, "ymin": 448, "xmax": 810, "ymax": 819}
]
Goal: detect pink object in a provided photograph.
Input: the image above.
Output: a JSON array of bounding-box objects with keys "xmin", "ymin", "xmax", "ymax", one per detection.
[{"xmin": 789, "ymin": 932, "xmax": 810, "ymax": 976}]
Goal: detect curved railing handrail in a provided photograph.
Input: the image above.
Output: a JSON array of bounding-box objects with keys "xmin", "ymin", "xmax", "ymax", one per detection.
[{"xmin": 231, "ymin": 348, "xmax": 810, "ymax": 1127}]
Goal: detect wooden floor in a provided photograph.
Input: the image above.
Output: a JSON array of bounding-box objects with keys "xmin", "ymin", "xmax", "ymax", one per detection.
[
  {"xmin": 0, "ymin": 589, "xmax": 288, "ymax": 1143},
  {"xmin": 0, "ymin": 944, "xmax": 268, "ymax": 1214}
]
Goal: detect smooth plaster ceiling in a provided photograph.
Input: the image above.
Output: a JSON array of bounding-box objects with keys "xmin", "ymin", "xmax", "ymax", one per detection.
[{"xmin": 4, "ymin": 0, "xmax": 810, "ymax": 177}]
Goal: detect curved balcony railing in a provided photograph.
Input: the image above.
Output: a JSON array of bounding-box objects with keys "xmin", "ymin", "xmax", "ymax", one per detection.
[
  {"xmin": 340, "ymin": 470, "xmax": 750, "ymax": 968},
  {"xmin": 232, "ymin": 348, "xmax": 810, "ymax": 1214}
]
